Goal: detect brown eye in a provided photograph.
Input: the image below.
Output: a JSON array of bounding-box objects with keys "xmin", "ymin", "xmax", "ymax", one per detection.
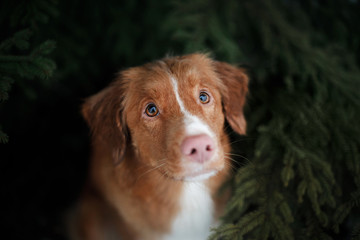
[
  {"xmin": 199, "ymin": 92, "xmax": 210, "ymax": 104},
  {"xmin": 145, "ymin": 103, "xmax": 159, "ymax": 117}
]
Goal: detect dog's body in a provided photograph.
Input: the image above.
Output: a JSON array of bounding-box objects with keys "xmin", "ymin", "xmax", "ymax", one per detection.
[{"xmin": 74, "ymin": 54, "xmax": 248, "ymax": 240}]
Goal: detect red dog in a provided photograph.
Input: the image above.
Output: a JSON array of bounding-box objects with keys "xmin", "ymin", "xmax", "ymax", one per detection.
[{"xmin": 74, "ymin": 54, "xmax": 248, "ymax": 240}]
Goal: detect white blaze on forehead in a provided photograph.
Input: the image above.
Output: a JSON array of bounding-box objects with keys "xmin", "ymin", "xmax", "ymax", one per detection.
[
  {"xmin": 169, "ymin": 76, "xmax": 215, "ymax": 138},
  {"xmin": 169, "ymin": 76, "xmax": 187, "ymax": 113}
]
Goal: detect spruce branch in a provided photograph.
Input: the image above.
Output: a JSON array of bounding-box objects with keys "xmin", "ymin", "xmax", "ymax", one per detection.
[
  {"xmin": 0, "ymin": 28, "xmax": 56, "ymax": 143},
  {"xmin": 352, "ymin": 222, "xmax": 360, "ymax": 240},
  {"xmin": 333, "ymin": 188, "xmax": 360, "ymax": 233},
  {"xmin": 0, "ymin": 128, "xmax": 9, "ymax": 143},
  {"xmin": 209, "ymin": 210, "xmax": 265, "ymax": 240},
  {"xmin": 0, "ymin": 76, "xmax": 14, "ymax": 101},
  {"xmin": 0, "ymin": 55, "xmax": 33, "ymax": 62},
  {"xmin": 0, "ymin": 29, "xmax": 31, "ymax": 51}
]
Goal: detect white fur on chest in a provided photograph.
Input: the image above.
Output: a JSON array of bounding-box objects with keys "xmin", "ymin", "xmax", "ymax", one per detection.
[{"xmin": 163, "ymin": 182, "xmax": 215, "ymax": 240}]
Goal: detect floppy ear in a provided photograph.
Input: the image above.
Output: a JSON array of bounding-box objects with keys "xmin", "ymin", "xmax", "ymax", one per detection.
[
  {"xmin": 82, "ymin": 81, "xmax": 127, "ymax": 165},
  {"xmin": 214, "ymin": 61, "xmax": 249, "ymax": 135}
]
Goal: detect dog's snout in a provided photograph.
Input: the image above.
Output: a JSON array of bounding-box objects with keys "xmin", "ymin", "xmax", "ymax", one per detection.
[{"xmin": 181, "ymin": 134, "xmax": 215, "ymax": 163}]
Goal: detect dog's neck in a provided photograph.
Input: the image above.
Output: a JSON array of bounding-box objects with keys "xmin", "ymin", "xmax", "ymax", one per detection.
[
  {"xmin": 90, "ymin": 135, "xmax": 230, "ymax": 239},
  {"xmin": 120, "ymin": 159, "xmax": 217, "ymax": 240},
  {"xmin": 113, "ymin": 149, "xmax": 228, "ymax": 239}
]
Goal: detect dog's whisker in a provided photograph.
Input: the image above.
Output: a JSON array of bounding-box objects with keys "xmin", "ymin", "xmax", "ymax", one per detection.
[
  {"xmin": 223, "ymin": 158, "xmax": 239, "ymax": 171},
  {"xmin": 135, "ymin": 158, "xmax": 167, "ymax": 172},
  {"xmin": 224, "ymin": 155, "xmax": 253, "ymax": 170},
  {"xmin": 224, "ymin": 155, "xmax": 241, "ymax": 164},
  {"xmin": 223, "ymin": 124, "xmax": 232, "ymax": 133},
  {"xmin": 136, "ymin": 162, "xmax": 167, "ymax": 183},
  {"xmin": 224, "ymin": 152, "xmax": 250, "ymax": 162},
  {"xmin": 224, "ymin": 163, "xmax": 237, "ymax": 175},
  {"xmin": 225, "ymin": 152, "xmax": 247, "ymax": 157},
  {"xmin": 222, "ymin": 137, "xmax": 255, "ymax": 148}
]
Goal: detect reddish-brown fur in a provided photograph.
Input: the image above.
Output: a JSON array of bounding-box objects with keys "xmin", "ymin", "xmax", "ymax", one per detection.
[{"xmin": 73, "ymin": 54, "xmax": 248, "ymax": 240}]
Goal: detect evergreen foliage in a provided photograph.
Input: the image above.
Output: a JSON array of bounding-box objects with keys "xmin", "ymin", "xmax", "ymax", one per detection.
[
  {"xmin": 165, "ymin": 0, "xmax": 360, "ymax": 239},
  {"xmin": 0, "ymin": 0, "xmax": 57, "ymax": 143},
  {"xmin": 1, "ymin": 0, "xmax": 359, "ymax": 239}
]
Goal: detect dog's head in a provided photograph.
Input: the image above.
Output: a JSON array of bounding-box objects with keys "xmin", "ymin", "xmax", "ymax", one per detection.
[{"xmin": 82, "ymin": 54, "xmax": 248, "ymax": 181}]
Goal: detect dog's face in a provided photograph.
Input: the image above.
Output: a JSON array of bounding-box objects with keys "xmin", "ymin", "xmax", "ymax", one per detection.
[{"xmin": 83, "ymin": 54, "xmax": 248, "ymax": 182}]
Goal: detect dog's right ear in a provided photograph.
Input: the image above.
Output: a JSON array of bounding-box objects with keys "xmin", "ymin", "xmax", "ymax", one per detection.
[
  {"xmin": 214, "ymin": 61, "xmax": 249, "ymax": 135},
  {"xmin": 82, "ymin": 81, "xmax": 126, "ymax": 165}
]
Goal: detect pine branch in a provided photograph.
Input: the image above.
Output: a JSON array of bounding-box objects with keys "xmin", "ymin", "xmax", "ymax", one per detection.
[
  {"xmin": 270, "ymin": 213, "xmax": 294, "ymax": 240},
  {"xmin": 352, "ymin": 222, "xmax": 360, "ymax": 240},
  {"xmin": 0, "ymin": 76, "xmax": 14, "ymax": 101},
  {"xmin": 209, "ymin": 209, "xmax": 265, "ymax": 240},
  {"xmin": 333, "ymin": 188, "xmax": 360, "ymax": 233},
  {"xmin": 0, "ymin": 28, "xmax": 56, "ymax": 143},
  {"xmin": 3, "ymin": 0, "xmax": 58, "ymax": 28},
  {"xmin": 0, "ymin": 128, "xmax": 9, "ymax": 143},
  {"xmin": 0, "ymin": 55, "xmax": 33, "ymax": 62},
  {"xmin": 0, "ymin": 29, "xmax": 31, "ymax": 51}
]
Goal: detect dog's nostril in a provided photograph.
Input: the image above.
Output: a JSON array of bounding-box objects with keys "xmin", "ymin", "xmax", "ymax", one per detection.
[{"xmin": 181, "ymin": 134, "xmax": 215, "ymax": 163}]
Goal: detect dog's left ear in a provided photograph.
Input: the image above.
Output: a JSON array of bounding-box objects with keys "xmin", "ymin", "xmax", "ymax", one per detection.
[
  {"xmin": 81, "ymin": 81, "xmax": 127, "ymax": 165},
  {"xmin": 214, "ymin": 61, "xmax": 249, "ymax": 135}
]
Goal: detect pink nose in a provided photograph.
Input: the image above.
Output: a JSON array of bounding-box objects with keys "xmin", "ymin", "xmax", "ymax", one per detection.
[{"xmin": 181, "ymin": 134, "xmax": 215, "ymax": 163}]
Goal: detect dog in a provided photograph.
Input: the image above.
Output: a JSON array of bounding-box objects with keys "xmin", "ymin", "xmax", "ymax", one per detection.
[{"xmin": 74, "ymin": 53, "xmax": 248, "ymax": 240}]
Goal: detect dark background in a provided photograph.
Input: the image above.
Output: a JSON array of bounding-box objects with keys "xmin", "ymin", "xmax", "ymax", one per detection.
[
  {"xmin": 1, "ymin": 0, "xmax": 359, "ymax": 239},
  {"xmin": 1, "ymin": 1, "xmax": 175, "ymax": 239}
]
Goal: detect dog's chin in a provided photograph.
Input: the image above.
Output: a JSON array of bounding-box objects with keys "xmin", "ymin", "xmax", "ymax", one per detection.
[
  {"xmin": 168, "ymin": 167, "xmax": 222, "ymax": 182},
  {"xmin": 181, "ymin": 169, "xmax": 218, "ymax": 182},
  {"xmin": 160, "ymin": 153, "xmax": 225, "ymax": 182}
]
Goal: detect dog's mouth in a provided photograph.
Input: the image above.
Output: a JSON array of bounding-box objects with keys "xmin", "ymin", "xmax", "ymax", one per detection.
[
  {"xmin": 169, "ymin": 160, "xmax": 224, "ymax": 182},
  {"xmin": 181, "ymin": 169, "xmax": 218, "ymax": 182},
  {"xmin": 158, "ymin": 163, "xmax": 222, "ymax": 182},
  {"xmin": 156, "ymin": 139, "xmax": 225, "ymax": 182}
]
